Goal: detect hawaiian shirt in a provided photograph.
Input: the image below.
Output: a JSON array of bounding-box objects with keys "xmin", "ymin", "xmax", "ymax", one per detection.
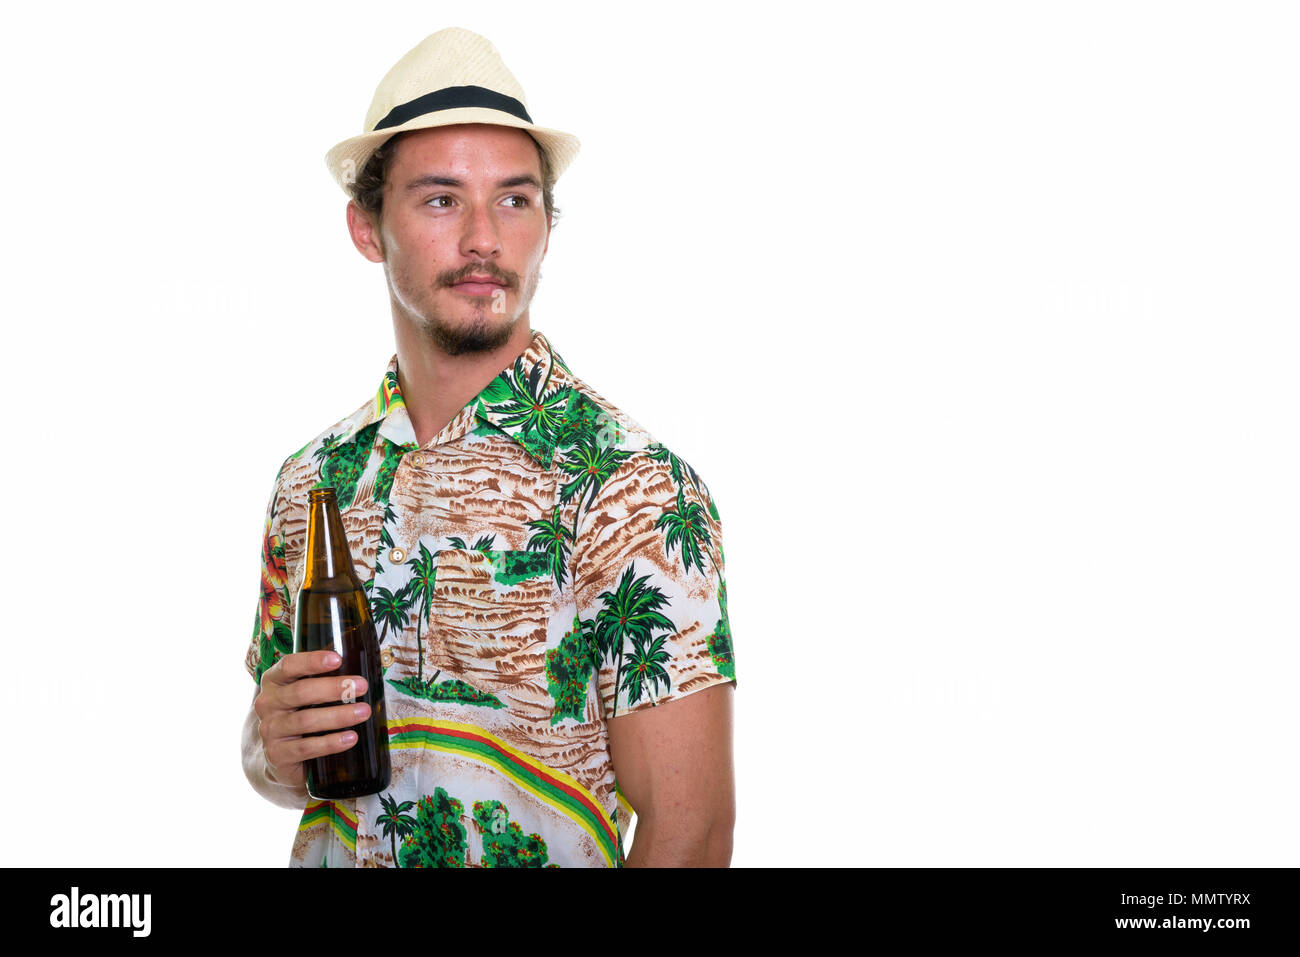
[{"xmin": 245, "ymin": 328, "xmax": 735, "ymax": 867}]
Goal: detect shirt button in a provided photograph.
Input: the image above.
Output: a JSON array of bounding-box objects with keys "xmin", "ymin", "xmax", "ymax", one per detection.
[
  {"xmin": 409, "ymin": 452, "xmax": 426, "ymax": 467},
  {"xmin": 389, "ymin": 547, "xmax": 407, "ymax": 564}
]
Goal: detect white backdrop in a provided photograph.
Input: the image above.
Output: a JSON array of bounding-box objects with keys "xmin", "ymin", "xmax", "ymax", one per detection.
[{"xmin": 1, "ymin": 1, "xmax": 1296, "ymax": 867}]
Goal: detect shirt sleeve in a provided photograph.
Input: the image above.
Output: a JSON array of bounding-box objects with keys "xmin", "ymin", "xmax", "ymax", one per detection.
[
  {"xmin": 572, "ymin": 445, "xmax": 735, "ymax": 720},
  {"xmin": 245, "ymin": 463, "xmax": 295, "ymax": 685},
  {"xmin": 242, "ymin": 686, "xmax": 311, "ymax": 808}
]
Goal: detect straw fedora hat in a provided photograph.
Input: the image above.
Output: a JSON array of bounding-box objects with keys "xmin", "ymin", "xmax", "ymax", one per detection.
[{"xmin": 324, "ymin": 27, "xmax": 581, "ymax": 196}]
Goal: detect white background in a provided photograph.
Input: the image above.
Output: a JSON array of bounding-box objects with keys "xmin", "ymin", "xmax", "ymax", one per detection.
[{"xmin": 1, "ymin": 0, "xmax": 1296, "ymax": 867}]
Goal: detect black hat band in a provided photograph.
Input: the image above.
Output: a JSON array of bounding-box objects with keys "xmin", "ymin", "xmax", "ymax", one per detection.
[{"xmin": 373, "ymin": 85, "xmax": 534, "ymax": 132}]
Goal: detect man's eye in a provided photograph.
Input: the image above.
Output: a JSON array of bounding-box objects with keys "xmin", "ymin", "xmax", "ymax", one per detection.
[
  {"xmin": 426, "ymin": 195, "xmax": 453, "ymax": 208},
  {"xmin": 504, "ymin": 195, "xmax": 530, "ymax": 208}
]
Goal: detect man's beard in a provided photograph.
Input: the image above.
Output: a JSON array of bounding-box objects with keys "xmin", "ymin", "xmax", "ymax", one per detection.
[
  {"xmin": 417, "ymin": 310, "xmax": 518, "ymax": 356},
  {"xmin": 398, "ymin": 262, "xmax": 539, "ymax": 356}
]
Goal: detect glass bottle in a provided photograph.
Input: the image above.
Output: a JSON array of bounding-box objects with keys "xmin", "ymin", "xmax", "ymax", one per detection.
[{"xmin": 294, "ymin": 487, "xmax": 390, "ymax": 799}]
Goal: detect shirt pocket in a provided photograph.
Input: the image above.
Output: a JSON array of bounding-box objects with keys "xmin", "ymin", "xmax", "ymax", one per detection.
[{"xmin": 425, "ymin": 548, "xmax": 559, "ymax": 705}]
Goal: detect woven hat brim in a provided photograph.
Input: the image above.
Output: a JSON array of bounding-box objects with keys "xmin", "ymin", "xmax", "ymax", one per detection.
[{"xmin": 324, "ymin": 107, "xmax": 580, "ymax": 196}]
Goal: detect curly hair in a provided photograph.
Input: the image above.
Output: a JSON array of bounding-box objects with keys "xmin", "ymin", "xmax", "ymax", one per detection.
[{"xmin": 348, "ymin": 128, "xmax": 559, "ymax": 228}]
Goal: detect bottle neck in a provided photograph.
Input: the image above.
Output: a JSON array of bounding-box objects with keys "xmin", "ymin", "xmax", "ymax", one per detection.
[{"xmin": 302, "ymin": 489, "xmax": 358, "ymax": 590}]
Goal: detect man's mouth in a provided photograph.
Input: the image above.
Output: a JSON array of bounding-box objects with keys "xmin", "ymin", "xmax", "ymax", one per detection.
[{"xmin": 452, "ymin": 276, "xmax": 508, "ymax": 296}]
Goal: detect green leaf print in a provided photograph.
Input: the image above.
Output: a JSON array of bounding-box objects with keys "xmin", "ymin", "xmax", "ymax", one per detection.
[
  {"xmin": 370, "ymin": 581, "xmax": 414, "ymax": 646},
  {"xmin": 258, "ymin": 620, "xmax": 294, "ymax": 679},
  {"xmin": 406, "ymin": 543, "xmax": 438, "ymax": 684},
  {"xmin": 594, "ymin": 563, "xmax": 676, "ymax": 717},
  {"xmin": 705, "ymin": 578, "xmax": 735, "ymax": 680},
  {"xmin": 654, "ymin": 484, "xmax": 712, "ymax": 576},
  {"xmin": 557, "ymin": 438, "xmax": 636, "ymax": 536},
  {"xmin": 621, "ymin": 632, "xmax": 672, "ymax": 707},
  {"xmin": 398, "ymin": 789, "xmax": 468, "ymax": 868},
  {"xmin": 387, "ymin": 675, "xmax": 506, "ymax": 709},
  {"xmin": 472, "ymin": 800, "xmax": 556, "ymax": 868},
  {"xmin": 553, "ymin": 390, "xmax": 604, "ymax": 450},
  {"xmin": 315, "ymin": 422, "xmax": 380, "ymax": 509},
  {"xmin": 647, "ymin": 441, "xmax": 702, "ymax": 497},
  {"xmin": 485, "ymin": 549, "xmax": 551, "ymax": 586},
  {"xmin": 545, "ymin": 616, "xmax": 598, "ymax": 724},
  {"xmin": 448, "ymin": 534, "xmax": 497, "ymax": 551},
  {"xmin": 482, "ymin": 355, "xmax": 569, "ymax": 446},
  {"xmin": 372, "ymin": 440, "xmax": 406, "ymax": 506},
  {"xmin": 476, "ymin": 372, "xmax": 516, "ymax": 407},
  {"xmin": 377, "ymin": 792, "xmax": 417, "ymax": 867},
  {"xmin": 379, "ymin": 504, "xmax": 397, "ymax": 549},
  {"xmin": 526, "ymin": 508, "xmax": 574, "ymax": 590}
]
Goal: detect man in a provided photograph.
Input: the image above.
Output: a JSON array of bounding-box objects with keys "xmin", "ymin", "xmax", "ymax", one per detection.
[{"xmin": 241, "ymin": 27, "xmax": 736, "ymax": 868}]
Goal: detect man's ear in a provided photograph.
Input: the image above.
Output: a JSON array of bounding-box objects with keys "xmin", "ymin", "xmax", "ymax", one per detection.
[{"xmin": 346, "ymin": 200, "xmax": 386, "ymax": 263}]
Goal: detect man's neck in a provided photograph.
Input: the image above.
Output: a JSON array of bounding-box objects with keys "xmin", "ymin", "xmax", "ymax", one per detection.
[{"xmin": 393, "ymin": 315, "xmax": 535, "ymax": 449}]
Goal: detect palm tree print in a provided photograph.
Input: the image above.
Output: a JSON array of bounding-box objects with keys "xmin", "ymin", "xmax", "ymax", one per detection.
[
  {"xmin": 406, "ymin": 543, "xmax": 438, "ymax": 684},
  {"xmin": 526, "ymin": 507, "xmax": 574, "ymax": 589},
  {"xmin": 558, "ymin": 437, "xmax": 635, "ymax": 536},
  {"xmin": 622, "ymin": 633, "xmax": 672, "ymax": 707},
  {"xmin": 447, "ymin": 534, "xmax": 496, "ymax": 551},
  {"xmin": 379, "ymin": 503, "xmax": 397, "ymax": 549},
  {"xmin": 371, "ymin": 581, "xmax": 413, "ymax": 645},
  {"xmin": 483, "ymin": 354, "xmax": 568, "ymax": 446},
  {"xmin": 594, "ymin": 562, "xmax": 675, "ymax": 717},
  {"xmin": 377, "ymin": 792, "xmax": 417, "ymax": 867},
  {"xmin": 647, "ymin": 443, "xmax": 724, "ymax": 574},
  {"xmin": 654, "ymin": 484, "xmax": 713, "ymax": 576},
  {"xmin": 647, "ymin": 441, "xmax": 701, "ymax": 497},
  {"xmin": 312, "ymin": 433, "xmax": 341, "ymax": 465}
]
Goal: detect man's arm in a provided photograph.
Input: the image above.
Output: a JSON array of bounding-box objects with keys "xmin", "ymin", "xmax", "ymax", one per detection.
[{"xmin": 607, "ymin": 682, "xmax": 735, "ymax": 867}]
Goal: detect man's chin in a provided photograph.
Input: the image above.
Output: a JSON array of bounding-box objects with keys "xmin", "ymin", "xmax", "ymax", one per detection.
[{"xmin": 418, "ymin": 314, "xmax": 518, "ymax": 356}]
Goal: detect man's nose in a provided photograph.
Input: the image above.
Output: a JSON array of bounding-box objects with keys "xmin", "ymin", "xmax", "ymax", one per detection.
[{"xmin": 461, "ymin": 202, "xmax": 502, "ymax": 258}]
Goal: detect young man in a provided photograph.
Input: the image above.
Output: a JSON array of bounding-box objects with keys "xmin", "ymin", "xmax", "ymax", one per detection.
[{"xmin": 241, "ymin": 28, "xmax": 736, "ymax": 868}]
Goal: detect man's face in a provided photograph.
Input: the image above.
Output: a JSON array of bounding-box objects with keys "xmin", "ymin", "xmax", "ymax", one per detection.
[{"xmin": 354, "ymin": 123, "xmax": 551, "ymax": 355}]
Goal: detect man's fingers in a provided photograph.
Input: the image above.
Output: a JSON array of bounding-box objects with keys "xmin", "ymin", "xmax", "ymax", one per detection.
[
  {"xmin": 267, "ymin": 729, "xmax": 360, "ymax": 770},
  {"xmin": 255, "ymin": 650, "xmax": 376, "ymax": 787},
  {"xmin": 260, "ymin": 701, "xmax": 371, "ymax": 745},
  {"xmin": 284, "ymin": 675, "xmax": 369, "ymax": 710},
  {"xmin": 263, "ymin": 650, "xmax": 342, "ymax": 685},
  {"xmin": 256, "ymin": 673, "xmax": 368, "ymax": 722},
  {"xmin": 285, "ymin": 701, "xmax": 372, "ymax": 738}
]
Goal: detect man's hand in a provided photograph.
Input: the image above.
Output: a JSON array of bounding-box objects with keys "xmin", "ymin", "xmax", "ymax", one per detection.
[{"xmin": 254, "ymin": 650, "xmax": 371, "ymax": 789}]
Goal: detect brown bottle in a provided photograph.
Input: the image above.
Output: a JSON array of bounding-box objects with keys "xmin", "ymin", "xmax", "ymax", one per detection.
[{"xmin": 293, "ymin": 487, "xmax": 390, "ymax": 799}]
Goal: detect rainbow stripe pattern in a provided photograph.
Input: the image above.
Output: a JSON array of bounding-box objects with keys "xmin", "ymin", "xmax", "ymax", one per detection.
[
  {"xmin": 298, "ymin": 800, "xmax": 358, "ymax": 854},
  {"xmin": 389, "ymin": 717, "xmax": 619, "ymax": 867}
]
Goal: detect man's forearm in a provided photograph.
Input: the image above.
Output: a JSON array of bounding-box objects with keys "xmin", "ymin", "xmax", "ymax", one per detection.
[{"xmin": 623, "ymin": 811, "xmax": 733, "ymax": 867}]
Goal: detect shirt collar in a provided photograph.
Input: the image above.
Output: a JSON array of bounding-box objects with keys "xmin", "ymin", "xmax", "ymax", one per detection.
[{"xmin": 363, "ymin": 328, "xmax": 576, "ymax": 469}]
